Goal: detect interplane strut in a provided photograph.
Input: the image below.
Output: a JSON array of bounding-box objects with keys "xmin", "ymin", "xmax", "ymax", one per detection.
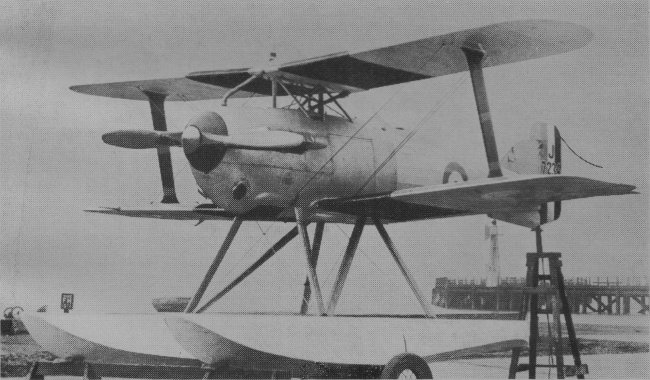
[
  {"xmin": 143, "ymin": 91, "xmax": 179, "ymax": 203},
  {"xmin": 461, "ymin": 45, "xmax": 503, "ymax": 178}
]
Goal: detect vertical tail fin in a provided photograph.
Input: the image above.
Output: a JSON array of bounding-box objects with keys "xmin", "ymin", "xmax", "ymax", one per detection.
[
  {"xmin": 502, "ymin": 123, "xmax": 561, "ymax": 176},
  {"xmin": 497, "ymin": 123, "xmax": 562, "ymax": 226}
]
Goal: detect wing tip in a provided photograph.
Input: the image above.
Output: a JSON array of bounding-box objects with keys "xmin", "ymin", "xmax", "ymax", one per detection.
[
  {"xmin": 84, "ymin": 207, "xmax": 121, "ymax": 213},
  {"xmin": 69, "ymin": 84, "xmax": 93, "ymax": 95}
]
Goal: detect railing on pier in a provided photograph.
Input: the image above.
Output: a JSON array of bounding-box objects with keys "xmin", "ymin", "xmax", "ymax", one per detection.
[{"xmin": 432, "ymin": 276, "xmax": 649, "ymax": 314}]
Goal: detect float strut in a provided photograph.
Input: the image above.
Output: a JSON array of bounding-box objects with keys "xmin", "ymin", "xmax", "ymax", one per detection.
[
  {"xmin": 295, "ymin": 208, "xmax": 326, "ymax": 315},
  {"xmin": 185, "ymin": 217, "xmax": 243, "ymax": 313},
  {"xmin": 300, "ymin": 222, "xmax": 325, "ymax": 314},
  {"xmin": 327, "ymin": 217, "xmax": 365, "ymax": 314},
  {"xmin": 373, "ymin": 218, "xmax": 434, "ymax": 317},
  {"xmin": 196, "ymin": 226, "xmax": 299, "ymax": 313}
]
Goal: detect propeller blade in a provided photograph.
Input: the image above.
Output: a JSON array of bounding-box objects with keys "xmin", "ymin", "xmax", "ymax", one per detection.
[
  {"xmin": 200, "ymin": 130, "xmax": 326, "ymax": 151},
  {"xmin": 102, "ymin": 130, "xmax": 182, "ymax": 149}
]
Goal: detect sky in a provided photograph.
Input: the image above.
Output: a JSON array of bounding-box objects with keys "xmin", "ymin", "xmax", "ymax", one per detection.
[{"xmin": 0, "ymin": 0, "xmax": 647, "ymax": 314}]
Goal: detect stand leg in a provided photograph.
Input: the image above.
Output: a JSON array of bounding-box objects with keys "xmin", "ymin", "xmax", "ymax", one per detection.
[
  {"xmin": 528, "ymin": 259, "xmax": 539, "ymax": 379},
  {"xmin": 373, "ymin": 218, "xmax": 434, "ymax": 317},
  {"xmin": 557, "ymin": 267, "xmax": 585, "ymax": 379},
  {"xmin": 301, "ymin": 222, "xmax": 325, "ymax": 314},
  {"xmin": 508, "ymin": 347, "xmax": 521, "ymax": 379},
  {"xmin": 528, "ymin": 227, "xmax": 544, "ymax": 379},
  {"xmin": 327, "ymin": 217, "xmax": 365, "ymax": 314},
  {"xmin": 295, "ymin": 208, "xmax": 326, "ymax": 315},
  {"xmin": 185, "ymin": 217, "xmax": 243, "ymax": 313},
  {"xmin": 549, "ymin": 259, "xmax": 565, "ymax": 379}
]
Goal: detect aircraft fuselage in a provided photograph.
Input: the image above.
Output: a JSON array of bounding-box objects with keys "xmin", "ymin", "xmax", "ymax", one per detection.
[{"xmin": 187, "ymin": 107, "xmax": 399, "ymax": 215}]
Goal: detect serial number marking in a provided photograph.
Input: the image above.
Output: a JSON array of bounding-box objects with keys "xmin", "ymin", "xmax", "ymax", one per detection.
[{"xmin": 541, "ymin": 161, "xmax": 561, "ymax": 174}]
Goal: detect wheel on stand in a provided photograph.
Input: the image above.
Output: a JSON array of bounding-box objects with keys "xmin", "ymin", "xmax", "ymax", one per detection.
[{"xmin": 380, "ymin": 353, "xmax": 433, "ymax": 379}]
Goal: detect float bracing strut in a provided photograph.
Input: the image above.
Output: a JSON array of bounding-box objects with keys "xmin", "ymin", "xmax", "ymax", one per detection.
[
  {"xmin": 300, "ymin": 222, "xmax": 325, "ymax": 314},
  {"xmin": 185, "ymin": 217, "xmax": 243, "ymax": 313},
  {"xmin": 295, "ymin": 208, "xmax": 326, "ymax": 315},
  {"xmin": 327, "ymin": 217, "xmax": 365, "ymax": 314},
  {"xmin": 373, "ymin": 218, "xmax": 435, "ymax": 318},
  {"xmin": 197, "ymin": 226, "xmax": 299, "ymax": 313}
]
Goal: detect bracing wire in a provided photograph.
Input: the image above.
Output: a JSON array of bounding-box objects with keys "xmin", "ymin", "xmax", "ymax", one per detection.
[
  {"xmin": 354, "ymin": 73, "xmax": 469, "ymax": 195},
  {"xmin": 354, "ymin": 52, "xmax": 503, "ymax": 195},
  {"xmin": 289, "ymin": 43, "xmax": 448, "ymax": 206},
  {"xmin": 560, "ymin": 135, "xmax": 603, "ymax": 168},
  {"xmin": 213, "ymin": 222, "xmax": 276, "ymax": 294}
]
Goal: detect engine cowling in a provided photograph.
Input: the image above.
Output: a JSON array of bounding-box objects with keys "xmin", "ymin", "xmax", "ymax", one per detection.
[{"xmin": 182, "ymin": 112, "xmax": 229, "ymax": 173}]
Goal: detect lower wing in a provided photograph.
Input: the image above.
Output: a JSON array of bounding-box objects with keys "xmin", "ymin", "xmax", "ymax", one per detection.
[
  {"xmin": 86, "ymin": 175, "xmax": 635, "ymax": 228},
  {"xmin": 314, "ymin": 175, "xmax": 636, "ymax": 228},
  {"xmin": 85, "ymin": 204, "xmax": 380, "ymax": 225}
]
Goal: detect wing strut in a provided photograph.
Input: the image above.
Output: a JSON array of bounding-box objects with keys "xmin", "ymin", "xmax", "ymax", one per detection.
[
  {"xmin": 144, "ymin": 91, "xmax": 180, "ymax": 203},
  {"xmin": 461, "ymin": 45, "xmax": 503, "ymax": 178}
]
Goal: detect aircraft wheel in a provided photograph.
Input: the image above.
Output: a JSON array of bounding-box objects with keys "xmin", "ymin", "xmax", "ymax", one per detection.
[{"xmin": 380, "ymin": 353, "xmax": 432, "ymax": 379}]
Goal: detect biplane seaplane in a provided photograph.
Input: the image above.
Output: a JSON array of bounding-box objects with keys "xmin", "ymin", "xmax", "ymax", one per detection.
[{"xmin": 22, "ymin": 19, "xmax": 635, "ymax": 378}]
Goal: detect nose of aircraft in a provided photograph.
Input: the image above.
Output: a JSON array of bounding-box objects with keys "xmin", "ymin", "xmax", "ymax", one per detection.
[
  {"xmin": 183, "ymin": 111, "xmax": 229, "ymax": 173},
  {"xmin": 181, "ymin": 125, "xmax": 202, "ymax": 156}
]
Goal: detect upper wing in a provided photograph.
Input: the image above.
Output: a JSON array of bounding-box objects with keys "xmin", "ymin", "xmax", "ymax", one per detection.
[
  {"xmin": 276, "ymin": 19, "xmax": 592, "ymax": 91},
  {"xmin": 71, "ymin": 20, "xmax": 591, "ymax": 101},
  {"xmin": 69, "ymin": 74, "xmax": 257, "ymax": 101},
  {"xmin": 313, "ymin": 175, "xmax": 636, "ymax": 225}
]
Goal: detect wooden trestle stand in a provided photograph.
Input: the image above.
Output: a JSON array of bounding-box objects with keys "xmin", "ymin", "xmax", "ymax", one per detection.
[{"xmin": 509, "ymin": 228, "xmax": 589, "ymax": 379}]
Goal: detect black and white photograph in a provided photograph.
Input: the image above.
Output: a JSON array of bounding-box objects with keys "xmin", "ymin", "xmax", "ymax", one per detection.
[{"xmin": 1, "ymin": 1, "xmax": 647, "ymax": 378}]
